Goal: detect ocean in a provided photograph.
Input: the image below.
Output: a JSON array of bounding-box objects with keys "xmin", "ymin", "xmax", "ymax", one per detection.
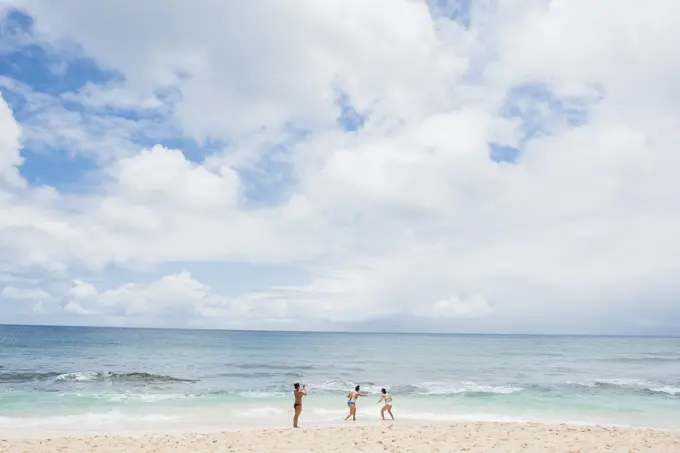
[{"xmin": 1, "ymin": 325, "xmax": 679, "ymax": 434}]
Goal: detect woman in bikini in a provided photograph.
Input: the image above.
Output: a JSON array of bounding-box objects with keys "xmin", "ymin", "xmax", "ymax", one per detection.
[
  {"xmin": 344, "ymin": 385, "xmax": 368, "ymax": 421},
  {"xmin": 293, "ymin": 383, "xmax": 307, "ymax": 428},
  {"xmin": 376, "ymin": 388, "xmax": 394, "ymax": 420}
]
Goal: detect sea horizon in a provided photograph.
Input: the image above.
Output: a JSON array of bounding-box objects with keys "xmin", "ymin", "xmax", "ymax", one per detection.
[{"xmin": 2, "ymin": 323, "xmax": 678, "ymax": 338}]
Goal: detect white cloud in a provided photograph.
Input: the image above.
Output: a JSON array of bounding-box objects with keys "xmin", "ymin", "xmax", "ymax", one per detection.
[
  {"xmin": 0, "ymin": 285, "xmax": 52, "ymax": 316},
  {"xmin": 64, "ymin": 272, "xmax": 215, "ymax": 317},
  {"xmin": 11, "ymin": 0, "xmax": 470, "ymax": 141},
  {"xmin": 0, "ymin": 92, "xmax": 24, "ymax": 188},
  {"xmin": 22, "ymin": 272, "xmax": 312, "ymax": 329},
  {"xmin": 1, "ymin": 0, "xmax": 680, "ymax": 333},
  {"xmin": 415, "ymin": 294, "xmax": 493, "ymax": 319},
  {"xmin": 110, "ymin": 145, "xmax": 241, "ymax": 210},
  {"xmin": 0, "ymin": 76, "xmax": 171, "ymax": 164},
  {"xmin": 0, "ymin": 285, "xmax": 50, "ymax": 302}
]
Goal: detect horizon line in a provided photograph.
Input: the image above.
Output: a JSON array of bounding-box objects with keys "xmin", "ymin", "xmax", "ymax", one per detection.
[{"xmin": 0, "ymin": 323, "xmax": 678, "ymax": 339}]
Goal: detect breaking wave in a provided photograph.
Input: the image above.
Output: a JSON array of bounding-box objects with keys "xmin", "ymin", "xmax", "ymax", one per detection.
[{"xmin": 0, "ymin": 371, "xmax": 197, "ymax": 384}]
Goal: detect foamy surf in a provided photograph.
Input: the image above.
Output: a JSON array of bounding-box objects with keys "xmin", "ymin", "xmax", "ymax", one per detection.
[{"xmin": 0, "ymin": 411, "xmax": 182, "ymax": 433}]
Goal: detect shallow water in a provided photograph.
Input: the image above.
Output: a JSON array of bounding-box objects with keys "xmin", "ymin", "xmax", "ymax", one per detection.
[{"xmin": 1, "ymin": 325, "xmax": 679, "ymax": 433}]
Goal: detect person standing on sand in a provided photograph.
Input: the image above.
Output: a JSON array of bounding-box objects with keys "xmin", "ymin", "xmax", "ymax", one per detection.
[
  {"xmin": 293, "ymin": 383, "xmax": 307, "ymax": 428},
  {"xmin": 344, "ymin": 385, "xmax": 368, "ymax": 421},
  {"xmin": 376, "ymin": 388, "xmax": 394, "ymax": 420}
]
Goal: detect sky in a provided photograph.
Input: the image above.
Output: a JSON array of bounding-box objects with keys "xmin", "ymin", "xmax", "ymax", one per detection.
[{"xmin": 0, "ymin": 0, "xmax": 679, "ymax": 334}]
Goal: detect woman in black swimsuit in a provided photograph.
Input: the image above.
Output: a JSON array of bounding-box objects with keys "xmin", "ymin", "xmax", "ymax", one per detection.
[{"xmin": 293, "ymin": 383, "xmax": 307, "ymax": 428}]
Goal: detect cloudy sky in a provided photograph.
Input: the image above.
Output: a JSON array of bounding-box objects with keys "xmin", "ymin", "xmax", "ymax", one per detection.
[{"xmin": 0, "ymin": 0, "xmax": 679, "ymax": 334}]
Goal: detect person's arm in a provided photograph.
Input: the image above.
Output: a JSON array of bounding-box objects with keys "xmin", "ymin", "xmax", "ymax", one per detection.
[
  {"xmin": 359, "ymin": 393, "xmax": 369, "ymax": 397},
  {"xmin": 376, "ymin": 395, "xmax": 384, "ymax": 404}
]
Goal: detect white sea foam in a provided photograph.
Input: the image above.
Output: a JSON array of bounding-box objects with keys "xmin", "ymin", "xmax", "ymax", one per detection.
[
  {"xmin": 648, "ymin": 386, "xmax": 680, "ymax": 395},
  {"xmin": 240, "ymin": 391, "xmax": 285, "ymax": 399},
  {"xmin": 105, "ymin": 393, "xmax": 192, "ymax": 403},
  {"xmin": 310, "ymin": 408, "xmax": 347, "ymax": 416},
  {"xmin": 567, "ymin": 378, "xmax": 654, "ymax": 388},
  {"xmin": 308, "ymin": 380, "xmax": 522, "ymax": 395},
  {"xmin": 57, "ymin": 392, "xmax": 195, "ymax": 403},
  {"xmin": 415, "ymin": 381, "xmax": 523, "ymax": 395},
  {"xmin": 242, "ymin": 407, "xmax": 286, "ymax": 416},
  {"xmin": 570, "ymin": 379, "xmax": 680, "ymax": 396},
  {"xmin": 308, "ymin": 380, "xmax": 354, "ymax": 392},
  {"xmin": 55, "ymin": 371, "xmax": 101, "ymax": 382},
  {"xmin": 595, "ymin": 378, "xmax": 650, "ymax": 386},
  {"xmin": 0, "ymin": 411, "xmax": 181, "ymax": 433},
  {"xmin": 2, "ymin": 401, "xmax": 678, "ymax": 435}
]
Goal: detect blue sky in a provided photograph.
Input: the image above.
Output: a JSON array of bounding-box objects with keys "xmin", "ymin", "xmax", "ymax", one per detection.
[
  {"xmin": 0, "ymin": 6, "xmax": 573, "ymax": 202},
  {"xmin": 1, "ymin": 1, "xmax": 679, "ymax": 334},
  {"xmin": 1, "ymin": 8, "xmax": 369, "ymax": 198}
]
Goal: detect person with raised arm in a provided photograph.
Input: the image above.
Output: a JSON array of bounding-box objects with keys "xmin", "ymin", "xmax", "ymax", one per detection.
[
  {"xmin": 293, "ymin": 383, "xmax": 307, "ymax": 428},
  {"xmin": 344, "ymin": 385, "xmax": 368, "ymax": 421},
  {"xmin": 377, "ymin": 388, "xmax": 394, "ymax": 420}
]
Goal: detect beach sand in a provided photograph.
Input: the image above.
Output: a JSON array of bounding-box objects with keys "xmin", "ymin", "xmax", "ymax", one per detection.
[{"xmin": 2, "ymin": 422, "xmax": 680, "ymax": 452}]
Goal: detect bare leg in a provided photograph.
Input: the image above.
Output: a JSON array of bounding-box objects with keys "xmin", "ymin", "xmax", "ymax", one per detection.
[
  {"xmin": 293, "ymin": 406, "xmax": 302, "ymax": 428},
  {"xmin": 387, "ymin": 407, "xmax": 394, "ymax": 420},
  {"xmin": 345, "ymin": 405, "xmax": 357, "ymax": 421},
  {"xmin": 344, "ymin": 406, "xmax": 353, "ymax": 421},
  {"xmin": 293, "ymin": 406, "xmax": 302, "ymax": 427},
  {"xmin": 380, "ymin": 406, "xmax": 386, "ymax": 420}
]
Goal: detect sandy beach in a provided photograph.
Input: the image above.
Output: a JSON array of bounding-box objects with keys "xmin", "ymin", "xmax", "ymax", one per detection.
[{"xmin": 2, "ymin": 422, "xmax": 680, "ymax": 452}]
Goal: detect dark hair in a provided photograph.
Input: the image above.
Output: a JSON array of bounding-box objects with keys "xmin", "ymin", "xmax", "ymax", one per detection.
[
  {"xmin": 294, "ymin": 383, "xmax": 300, "ymax": 390},
  {"xmin": 381, "ymin": 388, "xmax": 386, "ymax": 394},
  {"xmin": 355, "ymin": 385, "xmax": 360, "ymax": 391}
]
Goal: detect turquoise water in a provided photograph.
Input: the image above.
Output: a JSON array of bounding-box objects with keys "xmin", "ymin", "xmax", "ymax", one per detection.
[{"xmin": 1, "ymin": 325, "xmax": 680, "ymax": 434}]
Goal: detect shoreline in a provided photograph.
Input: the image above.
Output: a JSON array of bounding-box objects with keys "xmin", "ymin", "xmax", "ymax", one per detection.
[
  {"xmin": 2, "ymin": 421, "xmax": 680, "ymax": 452},
  {"xmin": 3, "ymin": 414, "xmax": 678, "ymax": 439},
  {"xmin": 2, "ymin": 411, "xmax": 678, "ymax": 439},
  {"xmin": 2, "ymin": 415, "xmax": 679, "ymax": 438}
]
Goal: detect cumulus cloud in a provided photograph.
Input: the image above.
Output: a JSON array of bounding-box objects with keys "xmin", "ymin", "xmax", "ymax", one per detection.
[
  {"xmin": 0, "ymin": 92, "xmax": 24, "ymax": 187},
  {"xmin": 8, "ymin": 0, "xmax": 470, "ymax": 141},
  {"xmin": 63, "ymin": 272, "xmax": 217, "ymax": 317},
  {"xmin": 0, "ymin": 0, "xmax": 679, "ymax": 333},
  {"xmin": 0, "ymin": 285, "xmax": 50, "ymax": 302}
]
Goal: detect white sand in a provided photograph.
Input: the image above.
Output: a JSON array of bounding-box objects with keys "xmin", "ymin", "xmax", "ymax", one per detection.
[{"xmin": 2, "ymin": 422, "xmax": 680, "ymax": 452}]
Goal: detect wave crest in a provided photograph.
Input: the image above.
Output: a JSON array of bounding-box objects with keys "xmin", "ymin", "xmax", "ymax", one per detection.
[
  {"xmin": 57, "ymin": 372, "xmax": 198, "ymax": 383},
  {"xmin": 0, "ymin": 371, "xmax": 197, "ymax": 384},
  {"xmin": 308, "ymin": 380, "xmax": 523, "ymax": 396}
]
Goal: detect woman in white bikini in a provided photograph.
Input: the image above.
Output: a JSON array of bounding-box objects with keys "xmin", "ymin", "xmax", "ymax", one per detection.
[
  {"xmin": 377, "ymin": 388, "xmax": 394, "ymax": 420},
  {"xmin": 344, "ymin": 385, "xmax": 368, "ymax": 421}
]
